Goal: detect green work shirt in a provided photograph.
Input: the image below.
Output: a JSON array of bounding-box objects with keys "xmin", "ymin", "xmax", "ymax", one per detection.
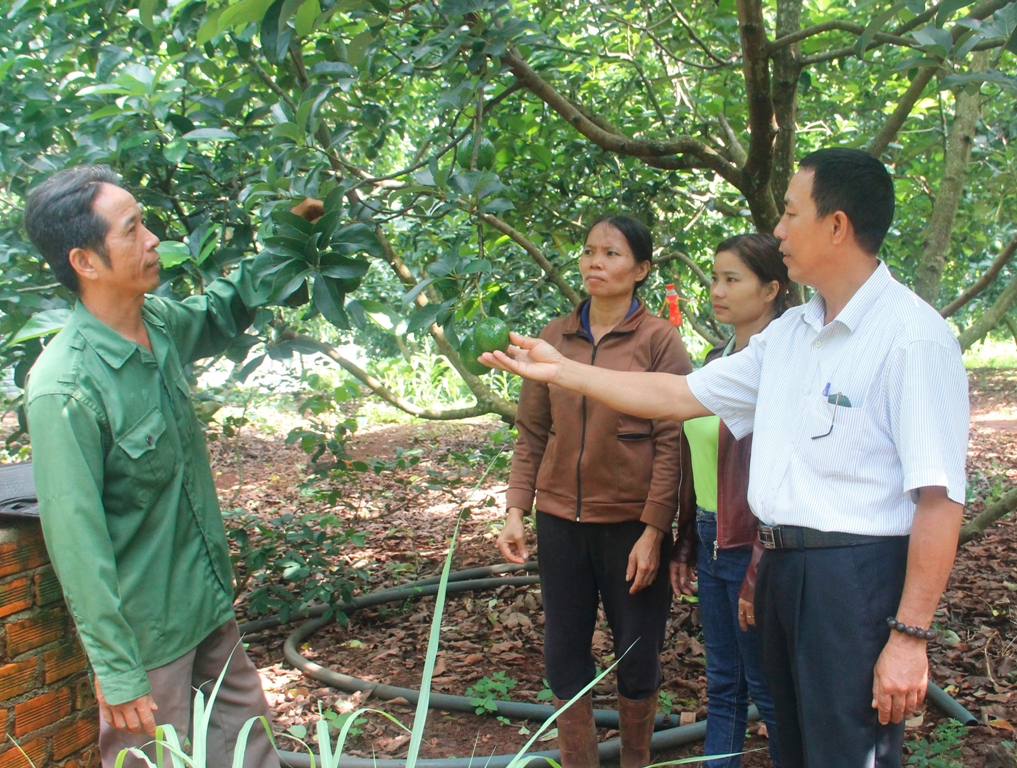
[{"xmin": 26, "ymin": 261, "xmax": 266, "ymax": 706}]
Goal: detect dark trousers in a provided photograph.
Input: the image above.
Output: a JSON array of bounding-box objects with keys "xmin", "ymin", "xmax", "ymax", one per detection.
[
  {"xmin": 537, "ymin": 511, "xmax": 673, "ymax": 701},
  {"xmin": 755, "ymin": 538, "xmax": 910, "ymax": 768}
]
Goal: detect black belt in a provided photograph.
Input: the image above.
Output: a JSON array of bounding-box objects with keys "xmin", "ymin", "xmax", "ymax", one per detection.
[{"xmin": 758, "ymin": 523, "xmax": 903, "ymax": 550}]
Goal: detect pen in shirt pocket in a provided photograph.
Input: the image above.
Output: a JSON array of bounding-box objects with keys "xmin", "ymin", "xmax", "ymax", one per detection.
[{"xmin": 822, "ymin": 383, "xmax": 852, "ymax": 407}]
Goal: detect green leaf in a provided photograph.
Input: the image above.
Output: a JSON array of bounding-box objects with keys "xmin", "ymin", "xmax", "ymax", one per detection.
[
  {"xmin": 936, "ymin": 0, "xmax": 975, "ymax": 27},
  {"xmin": 330, "ymin": 223, "xmax": 383, "ymax": 257},
  {"xmin": 347, "ymin": 29, "xmax": 374, "ymax": 67},
  {"xmin": 261, "ymin": 0, "xmax": 292, "ymax": 63},
  {"xmin": 855, "ymin": 0, "xmax": 908, "ymax": 58},
  {"xmin": 158, "ymin": 241, "xmax": 192, "ymax": 267},
  {"xmin": 139, "ymin": 0, "xmax": 159, "ymax": 30},
  {"xmin": 530, "ymin": 144, "xmax": 553, "ymax": 170},
  {"xmin": 294, "ymin": 0, "xmax": 320, "ymax": 36},
  {"xmin": 163, "ymin": 138, "xmax": 188, "ymax": 164},
  {"xmin": 271, "ymin": 209, "xmax": 316, "ymax": 237},
  {"xmin": 319, "ymin": 253, "xmax": 369, "ymax": 279},
  {"xmin": 7, "ymin": 310, "xmax": 72, "ymax": 347},
  {"xmin": 183, "ymin": 128, "xmax": 238, "ymax": 141},
  {"xmin": 271, "ymin": 122, "xmax": 305, "ymax": 143},
  {"xmin": 218, "ymin": 0, "xmax": 275, "ymax": 32},
  {"xmin": 196, "ymin": 7, "xmax": 224, "ymax": 45},
  {"xmin": 312, "ymin": 274, "xmax": 350, "ymax": 327},
  {"xmin": 80, "ymin": 105, "xmax": 126, "ymax": 124}
]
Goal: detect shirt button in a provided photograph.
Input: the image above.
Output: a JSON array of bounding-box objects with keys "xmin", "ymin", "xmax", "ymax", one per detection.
[
  {"xmin": 814, "ymin": 340, "xmax": 823, "ymax": 348},
  {"xmin": 146, "ymin": 435, "xmax": 154, "ymax": 446}
]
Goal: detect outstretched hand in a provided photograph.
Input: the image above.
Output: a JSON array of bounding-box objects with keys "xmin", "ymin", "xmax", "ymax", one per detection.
[{"xmin": 479, "ymin": 333, "xmax": 565, "ymax": 383}]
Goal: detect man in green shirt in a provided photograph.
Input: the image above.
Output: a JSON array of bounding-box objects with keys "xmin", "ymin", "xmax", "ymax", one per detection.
[{"xmin": 24, "ymin": 165, "xmax": 320, "ymax": 768}]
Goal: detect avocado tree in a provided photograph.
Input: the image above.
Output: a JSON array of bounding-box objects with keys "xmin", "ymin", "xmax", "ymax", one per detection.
[{"xmin": 1, "ymin": 0, "xmax": 1015, "ymax": 524}]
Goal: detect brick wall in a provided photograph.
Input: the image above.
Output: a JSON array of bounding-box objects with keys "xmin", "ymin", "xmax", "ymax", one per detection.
[{"xmin": 0, "ymin": 519, "xmax": 98, "ymax": 768}]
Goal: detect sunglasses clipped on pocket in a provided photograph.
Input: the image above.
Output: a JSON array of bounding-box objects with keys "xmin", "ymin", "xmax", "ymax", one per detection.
[{"xmin": 812, "ymin": 392, "xmax": 852, "ymax": 440}]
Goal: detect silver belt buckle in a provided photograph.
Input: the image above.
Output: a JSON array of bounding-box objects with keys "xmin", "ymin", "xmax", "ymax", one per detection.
[{"xmin": 758, "ymin": 524, "xmax": 778, "ymax": 549}]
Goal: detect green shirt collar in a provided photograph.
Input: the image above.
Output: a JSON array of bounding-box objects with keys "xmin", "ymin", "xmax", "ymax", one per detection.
[{"xmin": 72, "ymin": 298, "xmax": 165, "ymax": 370}]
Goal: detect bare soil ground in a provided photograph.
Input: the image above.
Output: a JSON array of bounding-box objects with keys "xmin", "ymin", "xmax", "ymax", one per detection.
[{"xmin": 211, "ymin": 369, "xmax": 1016, "ymax": 766}]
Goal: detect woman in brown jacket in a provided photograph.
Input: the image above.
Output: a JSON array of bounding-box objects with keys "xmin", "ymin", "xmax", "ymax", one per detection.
[
  {"xmin": 498, "ymin": 215, "xmax": 692, "ymax": 768},
  {"xmin": 670, "ymin": 233, "xmax": 788, "ymax": 767}
]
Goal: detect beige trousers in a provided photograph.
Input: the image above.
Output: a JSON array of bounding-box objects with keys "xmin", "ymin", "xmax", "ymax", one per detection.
[{"xmin": 99, "ymin": 619, "xmax": 279, "ymax": 768}]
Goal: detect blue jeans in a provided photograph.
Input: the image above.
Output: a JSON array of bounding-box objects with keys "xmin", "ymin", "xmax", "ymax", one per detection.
[{"xmin": 696, "ymin": 511, "xmax": 780, "ymax": 767}]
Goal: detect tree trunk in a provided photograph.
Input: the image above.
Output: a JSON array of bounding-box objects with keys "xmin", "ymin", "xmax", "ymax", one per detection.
[
  {"xmin": 913, "ymin": 51, "xmax": 989, "ymax": 306},
  {"xmin": 771, "ymin": 0, "xmax": 803, "ymax": 211}
]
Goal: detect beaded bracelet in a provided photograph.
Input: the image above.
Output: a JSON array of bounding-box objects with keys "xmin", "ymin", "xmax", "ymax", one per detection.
[{"xmin": 886, "ymin": 616, "xmax": 938, "ymax": 641}]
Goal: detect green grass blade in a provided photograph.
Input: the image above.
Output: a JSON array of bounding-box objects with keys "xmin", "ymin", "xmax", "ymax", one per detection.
[
  {"xmin": 154, "ymin": 723, "xmax": 191, "ymax": 768},
  {"xmin": 404, "ymin": 514, "xmax": 460, "ymax": 767},
  {"xmin": 504, "ymin": 650, "xmax": 625, "ymax": 768},
  {"xmin": 192, "ymin": 688, "xmax": 207, "ymax": 764},
  {"xmin": 405, "ymin": 446, "xmax": 507, "ymax": 768},
  {"xmin": 316, "ymin": 713, "xmax": 334, "ymax": 768},
  {"xmin": 231, "ymin": 716, "xmax": 275, "ymax": 768}
]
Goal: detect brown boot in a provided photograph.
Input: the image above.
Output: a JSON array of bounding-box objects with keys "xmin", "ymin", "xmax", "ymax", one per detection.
[
  {"xmin": 617, "ymin": 690, "xmax": 658, "ymax": 768},
  {"xmin": 553, "ymin": 693, "xmax": 600, "ymax": 768}
]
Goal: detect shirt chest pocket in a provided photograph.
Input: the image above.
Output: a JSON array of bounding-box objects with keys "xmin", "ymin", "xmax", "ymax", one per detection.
[
  {"xmin": 801, "ymin": 395, "xmax": 870, "ymax": 479},
  {"xmin": 115, "ymin": 407, "xmax": 176, "ymax": 491}
]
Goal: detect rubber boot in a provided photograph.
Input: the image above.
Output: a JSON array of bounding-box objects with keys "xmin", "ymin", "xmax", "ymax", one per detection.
[
  {"xmin": 617, "ymin": 690, "xmax": 658, "ymax": 768},
  {"xmin": 553, "ymin": 693, "xmax": 600, "ymax": 768}
]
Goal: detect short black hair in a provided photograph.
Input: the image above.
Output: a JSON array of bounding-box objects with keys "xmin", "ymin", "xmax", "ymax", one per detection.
[
  {"xmin": 798, "ymin": 148, "xmax": 895, "ymax": 255},
  {"xmin": 24, "ymin": 165, "xmax": 122, "ymax": 294},
  {"xmin": 584, "ymin": 214, "xmax": 654, "ymax": 291}
]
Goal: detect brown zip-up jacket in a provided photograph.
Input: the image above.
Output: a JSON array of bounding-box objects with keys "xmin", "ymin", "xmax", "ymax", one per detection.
[
  {"xmin": 506, "ymin": 300, "xmax": 693, "ymax": 532},
  {"xmin": 672, "ymin": 345, "xmax": 765, "ymax": 603}
]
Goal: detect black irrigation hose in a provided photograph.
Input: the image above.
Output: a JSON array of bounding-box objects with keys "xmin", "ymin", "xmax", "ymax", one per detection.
[{"xmin": 239, "ymin": 563, "xmax": 976, "ymax": 768}]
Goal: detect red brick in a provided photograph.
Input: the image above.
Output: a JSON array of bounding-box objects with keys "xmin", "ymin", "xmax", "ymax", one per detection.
[
  {"xmin": 0, "ymin": 737, "xmax": 47, "ymax": 768},
  {"xmin": 0, "ymin": 578, "xmax": 32, "ymax": 619},
  {"xmin": 32, "ymin": 567, "xmax": 63, "ymax": 607},
  {"xmin": 5, "ymin": 608, "xmax": 64, "ymax": 656},
  {"xmin": 0, "ymin": 709, "xmax": 7, "ymax": 741},
  {"xmin": 72, "ymin": 678, "xmax": 96, "ymax": 711},
  {"xmin": 52, "ymin": 716, "xmax": 99, "ymax": 760},
  {"xmin": 13, "ymin": 687, "xmax": 71, "ymax": 737},
  {"xmin": 0, "ymin": 660, "xmax": 38, "ymax": 702},
  {"xmin": 80, "ymin": 746, "xmax": 100, "ymax": 768},
  {"xmin": 0, "ymin": 529, "xmax": 48, "ymax": 579},
  {"xmin": 43, "ymin": 643, "xmax": 87, "ymax": 685}
]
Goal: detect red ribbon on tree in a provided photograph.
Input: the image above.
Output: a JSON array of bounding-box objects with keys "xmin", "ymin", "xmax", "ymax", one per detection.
[{"xmin": 660, "ymin": 283, "xmax": 683, "ymax": 327}]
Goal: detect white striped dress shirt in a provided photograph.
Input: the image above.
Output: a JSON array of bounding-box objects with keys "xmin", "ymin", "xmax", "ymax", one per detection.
[{"xmin": 686, "ymin": 261, "xmax": 969, "ymax": 536}]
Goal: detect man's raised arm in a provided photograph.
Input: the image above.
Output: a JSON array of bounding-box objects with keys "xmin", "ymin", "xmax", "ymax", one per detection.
[{"xmin": 481, "ymin": 332, "xmax": 712, "ymax": 423}]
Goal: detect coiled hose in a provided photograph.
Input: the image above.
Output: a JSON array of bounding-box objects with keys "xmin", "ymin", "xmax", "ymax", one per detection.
[{"xmin": 237, "ymin": 562, "xmax": 975, "ymax": 768}]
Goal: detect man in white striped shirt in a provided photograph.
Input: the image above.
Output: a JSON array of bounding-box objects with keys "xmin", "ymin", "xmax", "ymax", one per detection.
[{"xmin": 482, "ymin": 148, "xmax": 969, "ymax": 767}]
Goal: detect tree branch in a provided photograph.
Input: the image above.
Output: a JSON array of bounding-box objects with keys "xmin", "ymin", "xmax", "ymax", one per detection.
[
  {"xmin": 654, "ymin": 250, "xmax": 711, "ymax": 289},
  {"xmin": 500, "ymin": 49, "xmax": 745, "ymax": 191},
  {"xmin": 867, "ymin": 68, "xmax": 938, "ymax": 159},
  {"xmin": 801, "ymin": 0, "xmax": 1012, "ymax": 65},
  {"xmin": 281, "ymin": 329, "xmax": 505, "ymax": 421},
  {"xmin": 680, "ymin": 301, "xmax": 727, "ymax": 347},
  {"xmin": 767, "ymin": 21, "xmax": 915, "ymax": 55},
  {"xmin": 960, "ymin": 486, "xmax": 1017, "ymax": 544},
  {"xmin": 941, "ymin": 231, "xmax": 1017, "ymax": 319},
  {"xmin": 479, "ymin": 214, "xmax": 582, "ymax": 306},
  {"xmin": 717, "ymin": 114, "xmax": 748, "ymax": 166},
  {"xmin": 957, "ymin": 269, "xmax": 1017, "ymax": 351}
]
